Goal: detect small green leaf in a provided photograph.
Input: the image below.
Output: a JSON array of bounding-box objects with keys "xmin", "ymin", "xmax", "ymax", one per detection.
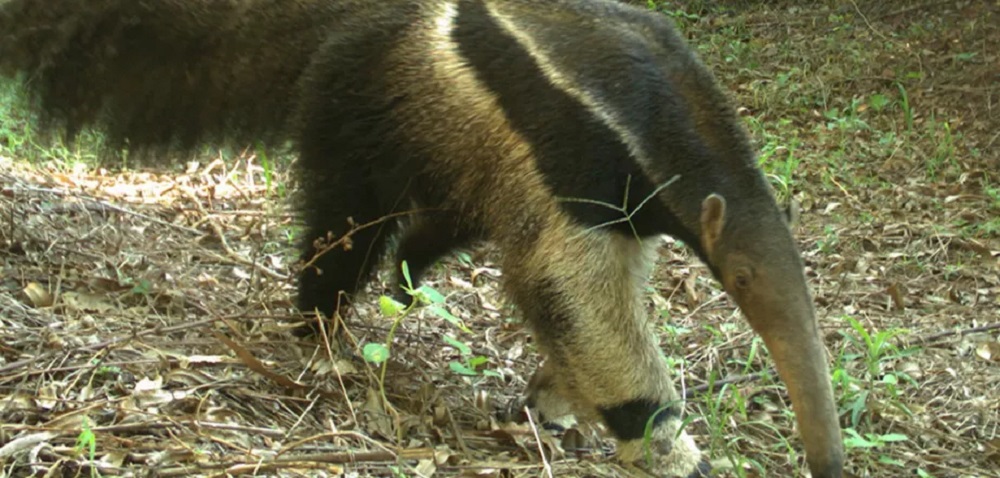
[
  {"xmin": 844, "ymin": 437, "xmax": 876, "ymax": 448},
  {"xmin": 256, "ymin": 142, "xmax": 273, "ymax": 193},
  {"xmin": 442, "ymin": 335, "xmax": 472, "ymax": 356},
  {"xmin": 456, "ymin": 251, "xmax": 474, "ymax": 267},
  {"xmin": 363, "ymin": 343, "xmax": 390, "ymax": 364},
  {"xmin": 879, "ymin": 433, "xmax": 909, "ymax": 442},
  {"xmin": 868, "ymin": 93, "xmax": 890, "ymax": 111},
  {"xmin": 954, "ymin": 52, "xmax": 977, "ymax": 62},
  {"xmin": 429, "ymin": 305, "xmax": 468, "ymax": 331},
  {"xmin": 379, "ymin": 295, "xmax": 405, "ymax": 317},
  {"xmin": 482, "ymin": 370, "xmax": 504, "ymax": 379},
  {"xmin": 418, "ymin": 285, "xmax": 446, "ymax": 304},
  {"xmin": 468, "ymin": 356, "xmax": 489, "ymax": 368},
  {"xmin": 843, "ymin": 428, "xmax": 876, "ymax": 448},
  {"xmin": 131, "ymin": 279, "xmax": 152, "ymax": 295},
  {"xmin": 400, "ymin": 261, "xmax": 413, "ymax": 288},
  {"xmin": 449, "ymin": 361, "xmax": 477, "ymax": 376}
]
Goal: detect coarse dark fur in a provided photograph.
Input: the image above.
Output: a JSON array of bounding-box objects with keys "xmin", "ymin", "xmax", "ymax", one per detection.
[{"xmin": 0, "ymin": 1, "xmax": 843, "ymax": 476}]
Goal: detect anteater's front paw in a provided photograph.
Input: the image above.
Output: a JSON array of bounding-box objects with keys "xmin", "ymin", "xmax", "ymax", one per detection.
[{"xmin": 618, "ymin": 431, "xmax": 712, "ymax": 478}]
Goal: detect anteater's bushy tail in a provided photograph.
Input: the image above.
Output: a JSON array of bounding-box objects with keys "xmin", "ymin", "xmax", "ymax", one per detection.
[{"xmin": 0, "ymin": 0, "xmax": 338, "ymax": 155}]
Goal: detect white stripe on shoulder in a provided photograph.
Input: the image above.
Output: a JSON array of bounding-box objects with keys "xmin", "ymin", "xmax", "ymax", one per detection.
[
  {"xmin": 483, "ymin": 2, "xmax": 653, "ymax": 172},
  {"xmin": 425, "ymin": 0, "xmax": 499, "ymax": 112}
]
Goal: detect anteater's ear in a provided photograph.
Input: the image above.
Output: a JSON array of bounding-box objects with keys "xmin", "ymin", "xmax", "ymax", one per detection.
[{"xmin": 700, "ymin": 193, "xmax": 727, "ymax": 257}]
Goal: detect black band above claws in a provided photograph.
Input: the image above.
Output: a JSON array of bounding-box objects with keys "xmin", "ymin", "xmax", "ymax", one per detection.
[
  {"xmin": 685, "ymin": 459, "xmax": 713, "ymax": 478},
  {"xmin": 497, "ymin": 397, "xmax": 530, "ymax": 424}
]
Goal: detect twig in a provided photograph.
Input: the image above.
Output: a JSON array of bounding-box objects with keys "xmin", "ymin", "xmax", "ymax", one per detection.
[
  {"xmin": 445, "ymin": 405, "xmax": 471, "ymax": 456},
  {"xmin": 524, "ymin": 405, "xmax": 555, "ymax": 478},
  {"xmin": 684, "ymin": 369, "xmax": 775, "ymax": 398},
  {"xmin": 680, "ymin": 291, "xmax": 727, "ymax": 322},
  {"xmin": 848, "ymin": 0, "xmax": 887, "ymax": 41},
  {"xmin": 938, "ymin": 84, "xmax": 997, "ymax": 94},
  {"xmin": 180, "ymin": 188, "xmax": 288, "ymax": 281},
  {"xmin": 278, "ymin": 431, "xmax": 395, "ymax": 457},
  {"xmin": 154, "ymin": 449, "xmax": 434, "ymax": 477},
  {"xmin": 916, "ymin": 323, "xmax": 1000, "ymax": 345},
  {"xmin": 280, "ymin": 448, "xmax": 433, "ymax": 464},
  {"xmin": 874, "ymin": 0, "xmax": 958, "ymax": 21},
  {"xmin": 85, "ymin": 421, "xmax": 287, "ymax": 438},
  {"xmin": 298, "ymin": 208, "xmax": 432, "ymax": 271}
]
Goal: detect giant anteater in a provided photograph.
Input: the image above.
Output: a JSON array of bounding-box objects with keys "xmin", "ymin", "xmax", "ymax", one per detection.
[{"xmin": 0, "ymin": 0, "xmax": 844, "ymax": 476}]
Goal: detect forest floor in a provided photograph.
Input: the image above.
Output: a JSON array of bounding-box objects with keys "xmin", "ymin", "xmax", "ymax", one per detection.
[{"xmin": 1, "ymin": 1, "xmax": 997, "ymax": 477}]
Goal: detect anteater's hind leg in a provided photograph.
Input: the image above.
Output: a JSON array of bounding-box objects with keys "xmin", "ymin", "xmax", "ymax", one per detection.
[
  {"xmin": 503, "ymin": 228, "xmax": 710, "ymax": 477},
  {"xmin": 295, "ymin": 180, "xmax": 398, "ymax": 336},
  {"xmin": 294, "ymin": 142, "xmax": 400, "ymax": 337}
]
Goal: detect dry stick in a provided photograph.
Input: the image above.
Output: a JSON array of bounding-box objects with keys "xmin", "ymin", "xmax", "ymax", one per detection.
[
  {"xmin": 180, "ymin": 187, "xmax": 288, "ymax": 281},
  {"xmin": 684, "ymin": 369, "xmax": 776, "ymax": 398},
  {"xmin": 874, "ymin": 0, "xmax": 958, "ymax": 20},
  {"xmin": 524, "ymin": 405, "xmax": 555, "ymax": 478},
  {"xmin": 86, "ymin": 421, "xmax": 288, "ymax": 438},
  {"xmin": 299, "ymin": 208, "xmax": 432, "ymax": 271},
  {"xmin": 2, "ymin": 327, "xmax": 298, "ymax": 380},
  {"xmin": 278, "ymin": 448, "xmax": 434, "ymax": 464},
  {"xmin": 284, "ymin": 392, "xmax": 321, "ymax": 441},
  {"xmin": 4, "ymin": 359, "xmax": 162, "ymax": 377},
  {"xmin": 156, "ymin": 449, "xmax": 436, "ymax": 477},
  {"xmin": 278, "ymin": 431, "xmax": 397, "ymax": 458},
  {"xmin": 445, "ymin": 405, "xmax": 471, "ymax": 457},
  {"xmin": 915, "ymin": 322, "xmax": 1000, "ymax": 345},
  {"xmin": 316, "ymin": 310, "xmax": 362, "ymax": 426},
  {"xmin": 848, "ymin": 0, "xmax": 888, "ymax": 41},
  {"xmin": 206, "ymin": 462, "xmax": 339, "ymax": 478}
]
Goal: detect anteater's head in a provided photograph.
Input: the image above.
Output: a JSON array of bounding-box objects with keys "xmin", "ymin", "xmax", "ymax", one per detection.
[
  {"xmin": 696, "ymin": 190, "xmax": 844, "ymax": 478},
  {"xmin": 619, "ymin": 12, "xmax": 846, "ymax": 472}
]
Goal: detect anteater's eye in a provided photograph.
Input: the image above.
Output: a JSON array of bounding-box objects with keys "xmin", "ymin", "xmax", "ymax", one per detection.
[{"xmin": 733, "ymin": 267, "xmax": 753, "ymax": 290}]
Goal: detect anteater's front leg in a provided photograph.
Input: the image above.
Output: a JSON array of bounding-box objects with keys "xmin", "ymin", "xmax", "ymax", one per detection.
[{"xmin": 502, "ymin": 228, "xmax": 710, "ymax": 477}]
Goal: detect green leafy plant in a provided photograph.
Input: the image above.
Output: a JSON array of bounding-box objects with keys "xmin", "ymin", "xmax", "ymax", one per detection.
[
  {"xmin": 867, "ymin": 93, "xmax": 891, "ymax": 112},
  {"xmin": 130, "ymin": 278, "xmax": 153, "ymax": 296},
  {"xmin": 895, "ymin": 82, "xmax": 914, "ymax": 135},
  {"xmin": 843, "ymin": 427, "xmax": 910, "ymax": 467},
  {"xmin": 362, "ymin": 260, "xmax": 491, "ymax": 392},
  {"xmin": 692, "ymin": 373, "xmax": 775, "ymax": 478},
  {"xmin": 758, "ymin": 139, "xmax": 800, "ymax": 202},
  {"xmin": 443, "ymin": 335, "xmax": 502, "ymax": 378},
  {"xmin": 925, "ymin": 118, "xmax": 956, "ymax": 180},
  {"xmin": 823, "ymin": 97, "xmax": 871, "ymax": 132},
  {"xmin": 843, "ymin": 428, "xmax": 908, "ymax": 449},
  {"xmin": 73, "ymin": 417, "xmax": 100, "ymax": 478},
  {"xmin": 256, "ymin": 142, "xmax": 274, "ymax": 194},
  {"xmin": 833, "ymin": 316, "xmax": 918, "ymax": 428},
  {"xmin": 388, "ymin": 465, "xmax": 410, "ymax": 478}
]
